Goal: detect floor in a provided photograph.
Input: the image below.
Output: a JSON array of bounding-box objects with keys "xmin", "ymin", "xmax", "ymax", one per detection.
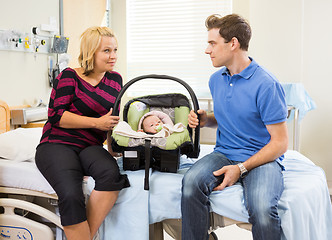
[{"xmin": 164, "ymin": 224, "xmax": 253, "ymax": 240}]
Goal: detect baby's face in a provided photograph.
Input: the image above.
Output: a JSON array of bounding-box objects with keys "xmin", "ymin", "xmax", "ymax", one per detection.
[{"xmin": 143, "ymin": 115, "xmax": 163, "ymax": 134}]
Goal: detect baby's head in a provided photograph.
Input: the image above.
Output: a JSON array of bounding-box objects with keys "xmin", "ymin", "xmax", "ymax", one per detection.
[
  {"xmin": 138, "ymin": 110, "xmax": 174, "ymax": 134},
  {"xmin": 141, "ymin": 115, "xmax": 163, "ymax": 134}
]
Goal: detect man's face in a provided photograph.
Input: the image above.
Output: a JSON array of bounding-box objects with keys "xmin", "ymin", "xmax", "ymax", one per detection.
[{"xmin": 205, "ymin": 28, "xmax": 232, "ymax": 68}]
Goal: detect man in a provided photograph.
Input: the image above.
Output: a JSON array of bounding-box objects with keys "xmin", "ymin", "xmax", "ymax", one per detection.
[{"xmin": 182, "ymin": 14, "xmax": 288, "ymax": 240}]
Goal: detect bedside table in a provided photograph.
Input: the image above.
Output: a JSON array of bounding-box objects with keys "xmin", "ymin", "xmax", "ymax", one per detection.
[{"xmin": 10, "ymin": 105, "xmax": 47, "ymax": 129}]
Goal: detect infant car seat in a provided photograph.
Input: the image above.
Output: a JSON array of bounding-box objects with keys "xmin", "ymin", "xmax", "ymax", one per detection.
[{"xmin": 111, "ymin": 74, "xmax": 200, "ymax": 190}]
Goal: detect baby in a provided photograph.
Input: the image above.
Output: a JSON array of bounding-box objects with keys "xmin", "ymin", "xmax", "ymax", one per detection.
[
  {"xmin": 137, "ymin": 110, "xmax": 175, "ymax": 135},
  {"xmin": 138, "ymin": 115, "xmax": 163, "ymax": 134},
  {"xmin": 113, "ymin": 110, "xmax": 184, "ymax": 138}
]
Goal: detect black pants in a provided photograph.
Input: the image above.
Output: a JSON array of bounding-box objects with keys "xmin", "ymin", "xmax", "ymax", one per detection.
[{"xmin": 35, "ymin": 143, "xmax": 130, "ymax": 226}]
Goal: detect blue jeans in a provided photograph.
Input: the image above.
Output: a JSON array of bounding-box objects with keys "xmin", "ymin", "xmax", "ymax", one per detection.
[{"xmin": 181, "ymin": 151, "xmax": 284, "ymax": 240}]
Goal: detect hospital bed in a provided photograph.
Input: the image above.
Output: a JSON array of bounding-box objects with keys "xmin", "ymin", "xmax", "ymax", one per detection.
[
  {"xmin": 85, "ymin": 145, "xmax": 332, "ymax": 240},
  {"xmin": 0, "ymin": 100, "xmax": 63, "ymax": 240}
]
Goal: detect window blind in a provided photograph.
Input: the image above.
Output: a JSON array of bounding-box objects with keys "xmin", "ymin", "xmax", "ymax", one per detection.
[{"xmin": 126, "ymin": 0, "xmax": 232, "ymax": 98}]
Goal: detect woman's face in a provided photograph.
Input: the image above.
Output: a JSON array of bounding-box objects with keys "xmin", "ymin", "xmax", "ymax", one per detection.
[{"xmin": 94, "ymin": 36, "xmax": 118, "ymax": 72}]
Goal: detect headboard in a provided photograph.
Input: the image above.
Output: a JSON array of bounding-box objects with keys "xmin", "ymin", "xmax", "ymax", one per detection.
[{"xmin": 0, "ymin": 100, "xmax": 10, "ymax": 134}]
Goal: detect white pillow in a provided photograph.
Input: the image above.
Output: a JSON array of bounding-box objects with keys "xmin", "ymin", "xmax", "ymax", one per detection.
[{"xmin": 0, "ymin": 128, "xmax": 43, "ymax": 162}]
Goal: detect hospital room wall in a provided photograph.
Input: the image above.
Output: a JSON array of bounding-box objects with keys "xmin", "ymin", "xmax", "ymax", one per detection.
[
  {"xmin": 235, "ymin": 0, "xmax": 332, "ymax": 181},
  {"xmin": 110, "ymin": 0, "xmax": 332, "ymax": 181},
  {"xmin": 0, "ymin": 0, "xmax": 59, "ymax": 106},
  {"xmin": 0, "ymin": 0, "xmax": 106, "ymax": 107}
]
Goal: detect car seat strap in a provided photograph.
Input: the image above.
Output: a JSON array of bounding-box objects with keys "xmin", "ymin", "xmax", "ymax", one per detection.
[{"xmin": 144, "ymin": 138, "xmax": 151, "ymax": 190}]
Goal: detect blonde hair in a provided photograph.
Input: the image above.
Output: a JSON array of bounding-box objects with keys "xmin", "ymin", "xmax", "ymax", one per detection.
[{"xmin": 78, "ymin": 26, "xmax": 117, "ymax": 76}]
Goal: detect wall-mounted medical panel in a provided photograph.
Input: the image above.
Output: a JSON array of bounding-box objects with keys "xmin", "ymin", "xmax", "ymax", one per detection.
[{"xmin": 0, "ymin": 29, "xmax": 68, "ymax": 54}]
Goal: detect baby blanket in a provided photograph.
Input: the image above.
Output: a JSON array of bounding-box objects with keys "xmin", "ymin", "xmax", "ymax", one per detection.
[{"xmin": 113, "ymin": 121, "xmax": 185, "ymax": 138}]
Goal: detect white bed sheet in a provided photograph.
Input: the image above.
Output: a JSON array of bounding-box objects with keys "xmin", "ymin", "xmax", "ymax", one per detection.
[
  {"xmin": 0, "ymin": 159, "xmax": 55, "ymax": 195},
  {"xmin": 87, "ymin": 145, "xmax": 332, "ymax": 240}
]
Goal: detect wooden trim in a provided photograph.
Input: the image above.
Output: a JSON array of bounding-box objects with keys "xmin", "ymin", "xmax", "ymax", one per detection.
[{"xmin": 0, "ymin": 99, "xmax": 10, "ymax": 133}]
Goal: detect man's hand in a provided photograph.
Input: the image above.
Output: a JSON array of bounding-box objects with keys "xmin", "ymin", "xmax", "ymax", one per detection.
[
  {"xmin": 188, "ymin": 109, "xmax": 207, "ymax": 128},
  {"xmin": 213, "ymin": 165, "xmax": 241, "ymax": 191},
  {"xmin": 96, "ymin": 108, "xmax": 120, "ymax": 131}
]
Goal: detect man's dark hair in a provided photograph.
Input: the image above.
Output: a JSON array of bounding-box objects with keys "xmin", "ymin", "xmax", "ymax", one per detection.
[{"xmin": 205, "ymin": 14, "xmax": 252, "ymax": 51}]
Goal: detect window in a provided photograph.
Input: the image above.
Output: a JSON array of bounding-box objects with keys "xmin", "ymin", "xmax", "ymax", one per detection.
[{"xmin": 126, "ymin": 0, "xmax": 232, "ymax": 99}]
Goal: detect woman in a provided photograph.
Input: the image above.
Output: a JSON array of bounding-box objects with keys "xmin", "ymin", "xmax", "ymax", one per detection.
[{"xmin": 35, "ymin": 26, "xmax": 130, "ymax": 240}]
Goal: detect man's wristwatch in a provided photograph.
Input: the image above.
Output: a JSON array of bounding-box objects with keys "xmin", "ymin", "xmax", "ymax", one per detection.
[{"xmin": 237, "ymin": 163, "xmax": 248, "ymax": 178}]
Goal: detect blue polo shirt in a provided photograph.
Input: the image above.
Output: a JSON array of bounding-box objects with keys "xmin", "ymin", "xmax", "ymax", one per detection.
[{"xmin": 209, "ymin": 57, "xmax": 287, "ymax": 162}]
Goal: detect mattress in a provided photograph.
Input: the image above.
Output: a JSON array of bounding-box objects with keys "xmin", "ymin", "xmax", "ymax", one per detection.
[
  {"xmin": 0, "ymin": 159, "xmax": 55, "ymax": 195},
  {"xmin": 87, "ymin": 145, "xmax": 332, "ymax": 240}
]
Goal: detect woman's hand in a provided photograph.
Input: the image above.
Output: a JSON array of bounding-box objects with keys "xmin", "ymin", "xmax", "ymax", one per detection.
[
  {"xmin": 96, "ymin": 108, "xmax": 120, "ymax": 131},
  {"xmin": 188, "ymin": 109, "xmax": 207, "ymax": 128}
]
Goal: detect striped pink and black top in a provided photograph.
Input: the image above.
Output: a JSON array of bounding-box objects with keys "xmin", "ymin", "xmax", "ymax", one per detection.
[{"xmin": 39, "ymin": 67, "xmax": 122, "ymax": 149}]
